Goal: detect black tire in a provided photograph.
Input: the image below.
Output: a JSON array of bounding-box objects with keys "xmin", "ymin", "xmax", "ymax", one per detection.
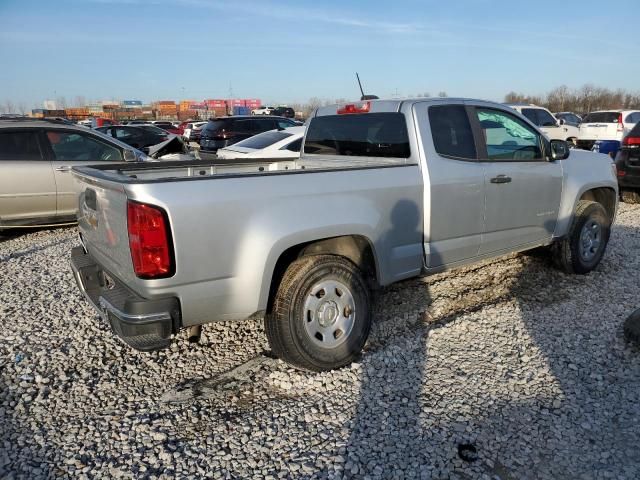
[
  {"xmin": 265, "ymin": 255, "xmax": 371, "ymax": 372},
  {"xmin": 552, "ymin": 200, "xmax": 610, "ymax": 274},
  {"xmin": 624, "ymin": 309, "xmax": 640, "ymax": 344},
  {"xmin": 621, "ymin": 189, "xmax": 640, "ymax": 204}
]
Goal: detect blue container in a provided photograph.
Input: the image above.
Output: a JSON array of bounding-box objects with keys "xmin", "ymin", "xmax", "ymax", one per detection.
[
  {"xmin": 592, "ymin": 140, "xmax": 621, "ymax": 158},
  {"xmin": 233, "ymin": 106, "xmax": 250, "ymax": 116}
]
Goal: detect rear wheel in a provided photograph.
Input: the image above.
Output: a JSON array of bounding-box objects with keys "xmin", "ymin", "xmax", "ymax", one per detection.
[
  {"xmin": 552, "ymin": 200, "xmax": 610, "ymax": 274},
  {"xmin": 265, "ymin": 255, "xmax": 371, "ymax": 372},
  {"xmin": 621, "ymin": 189, "xmax": 640, "ymax": 204}
]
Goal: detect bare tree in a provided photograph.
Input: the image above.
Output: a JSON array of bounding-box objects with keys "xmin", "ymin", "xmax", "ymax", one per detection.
[
  {"xmin": 438, "ymin": 91, "xmax": 448, "ymax": 98},
  {"xmin": 56, "ymin": 96, "xmax": 67, "ymax": 110},
  {"xmin": 17, "ymin": 102, "xmax": 27, "ymax": 115},
  {"xmin": 4, "ymin": 100, "xmax": 15, "ymax": 114},
  {"xmin": 73, "ymin": 96, "xmax": 86, "ymax": 107}
]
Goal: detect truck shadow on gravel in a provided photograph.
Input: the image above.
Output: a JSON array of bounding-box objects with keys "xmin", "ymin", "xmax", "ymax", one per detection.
[{"xmin": 342, "ymin": 223, "xmax": 640, "ymax": 479}]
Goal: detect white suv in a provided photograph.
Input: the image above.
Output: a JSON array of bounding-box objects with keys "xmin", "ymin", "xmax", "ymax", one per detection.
[
  {"xmin": 507, "ymin": 104, "xmax": 580, "ymax": 144},
  {"xmin": 251, "ymin": 106, "xmax": 275, "ymax": 115},
  {"xmin": 577, "ymin": 110, "xmax": 640, "ymax": 151}
]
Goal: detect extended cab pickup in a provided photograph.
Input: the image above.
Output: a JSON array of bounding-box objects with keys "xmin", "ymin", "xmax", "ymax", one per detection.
[{"xmin": 70, "ymin": 98, "xmax": 618, "ymax": 371}]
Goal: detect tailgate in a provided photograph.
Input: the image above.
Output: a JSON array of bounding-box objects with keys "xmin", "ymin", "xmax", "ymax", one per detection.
[
  {"xmin": 580, "ymin": 123, "xmax": 617, "ymax": 140},
  {"xmin": 76, "ymin": 176, "xmax": 137, "ymax": 286}
]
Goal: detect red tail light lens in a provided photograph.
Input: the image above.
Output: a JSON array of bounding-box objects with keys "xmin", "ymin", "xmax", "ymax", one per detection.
[
  {"xmin": 337, "ymin": 101, "xmax": 371, "ymax": 115},
  {"xmin": 623, "ymin": 136, "xmax": 640, "ymax": 146},
  {"xmin": 127, "ymin": 200, "xmax": 174, "ymax": 279}
]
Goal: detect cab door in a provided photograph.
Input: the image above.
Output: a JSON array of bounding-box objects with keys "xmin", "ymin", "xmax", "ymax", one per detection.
[
  {"xmin": 0, "ymin": 129, "xmax": 57, "ymax": 225},
  {"xmin": 42, "ymin": 129, "xmax": 124, "ymax": 219},
  {"xmin": 468, "ymin": 104, "xmax": 563, "ymax": 254},
  {"xmin": 413, "ymin": 101, "xmax": 486, "ymax": 268}
]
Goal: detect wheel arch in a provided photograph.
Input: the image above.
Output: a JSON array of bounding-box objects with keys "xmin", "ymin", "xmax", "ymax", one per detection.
[
  {"xmin": 264, "ymin": 234, "xmax": 379, "ymax": 315},
  {"xmin": 578, "ymin": 186, "xmax": 617, "ymax": 223}
]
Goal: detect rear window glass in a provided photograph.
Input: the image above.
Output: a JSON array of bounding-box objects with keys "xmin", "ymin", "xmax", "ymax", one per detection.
[
  {"xmin": 233, "ymin": 130, "xmax": 292, "ymax": 149},
  {"xmin": 304, "ymin": 113, "xmax": 410, "ymax": 158},
  {"xmin": 625, "ymin": 112, "xmax": 640, "ymax": 125},
  {"xmin": 583, "ymin": 112, "xmax": 620, "ymax": 123},
  {"xmin": 202, "ymin": 120, "xmax": 228, "ymax": 134},
  {"xmin": 0, "ymin": 131, "xmax": 42, "ymax": 160},
  {"xmin": 428, "ymin": 105, "xmax": 476, "ymax": 159}
]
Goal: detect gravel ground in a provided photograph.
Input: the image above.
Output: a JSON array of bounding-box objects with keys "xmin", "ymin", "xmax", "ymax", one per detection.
[{"xmin": 1, "ymin": 204, "xmax": 639, "ymax": 479}]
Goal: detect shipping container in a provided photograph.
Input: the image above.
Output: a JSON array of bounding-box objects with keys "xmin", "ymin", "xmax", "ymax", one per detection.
[
  {"xmin": 205, "ymin": 99, "xmax": 226, "ymax": 108},
  {"xmin": 232, "ymin": 106, "xmax": 250, "ymax": 116},
  {"xmin": 122, "ymin": 100, "xmax": 143, "ymax": 107},
  {"xmin": 157, "ymin": 100, "xmax": 176, "ymax": 106}
]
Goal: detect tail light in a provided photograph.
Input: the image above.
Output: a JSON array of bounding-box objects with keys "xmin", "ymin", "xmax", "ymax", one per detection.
[
  {"xmin": 127, "ymin": 200, "xmax": 174, "ymax": 279},
  {"xmin": 337, "ymin": 101, "xmax": 371, "ymax": 115},
  {"xmin": 617, "ymin": 113, "xmax": 624, "ymax": 133},
  {"xmin": 622, "ymin": 136, "xmax": 640, "ymax": 147}
]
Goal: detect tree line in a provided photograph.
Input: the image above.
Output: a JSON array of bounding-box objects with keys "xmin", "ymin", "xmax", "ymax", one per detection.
[{"xmin": 505, "ymin": 84, "xmax": 640, "ymax": 115}]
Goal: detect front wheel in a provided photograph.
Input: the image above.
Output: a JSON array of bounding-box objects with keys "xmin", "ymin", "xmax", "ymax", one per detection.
[
  {"xmin": 552, "ymin": 200, "xmax": 610, "ymax": 274},
  {"xmin": 265, "ymin": 255, "xmax": 371, "ymax": 372}
]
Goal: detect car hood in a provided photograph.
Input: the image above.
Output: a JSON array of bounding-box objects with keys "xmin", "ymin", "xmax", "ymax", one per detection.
[{"xmin": 147, "ymin": 136, "xmax": 191, "ymax": 159}]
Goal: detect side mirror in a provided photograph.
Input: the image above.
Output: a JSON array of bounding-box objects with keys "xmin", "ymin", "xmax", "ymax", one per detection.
[
  {"xmin": 123, "ymin": 149, "xmax": 137, "ymax": 162},
  {"xmin": 550, "ymin": 139, "xmax": 570, "ymax": 161},
  {"xmin": 559, "ymin": 118, "xmax": 566, "ymax": 125}
]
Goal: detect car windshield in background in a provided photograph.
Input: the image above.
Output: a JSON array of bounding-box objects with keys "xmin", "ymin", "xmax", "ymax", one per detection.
[
  {"xmin": 583, "ymin": 112, "xmax": 620, "ymax": 123},
  {"xmin": 304, "ymin": 113, "xmax": 410, "ymax": 158},
  {"xmin": 522, "ymin": 108, "xmax": 557, "ymax": 127},
  {"xmin": 233, "ymin": 130, "xmax": 292, "ymax": 149}
]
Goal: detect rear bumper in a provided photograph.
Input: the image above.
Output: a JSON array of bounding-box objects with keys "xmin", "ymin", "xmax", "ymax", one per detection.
[{"xmin": 70, "ymin": 246, "xmax": 180, "ymax": 351}]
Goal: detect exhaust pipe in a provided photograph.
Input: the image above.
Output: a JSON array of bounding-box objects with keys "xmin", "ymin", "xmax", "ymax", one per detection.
[{"xmin": 186, "ymin": 325, "xmax": 202, "ymax": 343}]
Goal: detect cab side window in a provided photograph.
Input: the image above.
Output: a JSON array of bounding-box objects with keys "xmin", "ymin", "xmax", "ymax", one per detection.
[
  {"xmin": 475, "ymin": 108, "xmax": 543, "ymax": 161},
  {"xmin": 428, "ymin": 105, "xmax": 477, "ymax": 160},
  {"xmin": 46, "ymin": 131, "xmax": 123, "ymax": 161},
  {"xmin": 0, "ymin": 131, "xmax": 43, "ymax": 160}
]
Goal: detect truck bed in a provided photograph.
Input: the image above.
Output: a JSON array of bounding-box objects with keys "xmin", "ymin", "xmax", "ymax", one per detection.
[{"xmin": 72, "ymin": 157, "xmax": 413, "ymax": 184}]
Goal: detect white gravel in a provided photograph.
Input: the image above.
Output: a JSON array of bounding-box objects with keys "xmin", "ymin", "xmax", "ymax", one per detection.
[{"xmin": 1, "ymin": 204, "xmax": 640, "ymax": 479}]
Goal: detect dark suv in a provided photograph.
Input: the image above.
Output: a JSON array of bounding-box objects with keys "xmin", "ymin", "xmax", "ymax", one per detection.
[
  {"xmin": 199, "ymin": 116, "xmax": 297, "ymax": 153},
  {"xmin": 615, "ymin": 122, "xmax": 640, "ymax": 203},
  {"xmin": 271, "ymin": 107, "xmax": 295, "ymax": 118}
]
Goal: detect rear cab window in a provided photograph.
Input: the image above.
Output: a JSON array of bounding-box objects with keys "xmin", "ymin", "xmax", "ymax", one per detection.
[{"xmin": 304, "ymin": 113, "xmax": 410, "ymax": 158}]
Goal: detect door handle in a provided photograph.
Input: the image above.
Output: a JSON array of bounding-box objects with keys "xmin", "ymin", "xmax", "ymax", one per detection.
[
  {"xmin": 490, "ymin": 175, "xmax": 512, "ymax": 184},
  {"xmin": 55, "ymin": 166, "xmax": 72, "ymax": 172}
]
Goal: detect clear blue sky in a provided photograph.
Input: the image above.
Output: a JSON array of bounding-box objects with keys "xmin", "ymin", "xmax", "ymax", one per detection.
[{"xmin": 1, "ymin": 0, "xmax": 638, "ymax": 108}]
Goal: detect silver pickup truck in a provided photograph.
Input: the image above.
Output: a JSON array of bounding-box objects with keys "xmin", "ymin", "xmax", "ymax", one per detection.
[{"xmin": 70, "ymin": 98, "xmax": 618, "ymax": 371}]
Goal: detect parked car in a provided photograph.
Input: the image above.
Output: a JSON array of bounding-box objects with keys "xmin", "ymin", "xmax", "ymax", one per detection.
[
  {"xmin": 577, "ymin": 110, "xmax": 640, "ymax": 152},
  {"xmin": 270, "ymin": 107, "xmax": 295, "ymax": 118},
  {"xmin": 216, "ymin": 126, "xmax": 305, "ymax": 160},
  {"xmin": 70, "ymin": 98, "xmax": 617, "ymax": 371},
  {"xmin": 614, "ymin": 122, "xmax": 640, "ymax": 203},
  {"xmin": 151, "ymin": 121, "xmax": 181, "ymax": 135},
  {"xmin": 0, "ymin": 118, "xmax": 145, "ymax": 229},
  {"xmin": 96, "ymin": 125, "xmax": 171, "ymax": 150},
  {"xmin": 251, "ymin": 106, "xmax": 275, "ymax": 115},
  {"xmin": 128, "ymin": 119, "xmax": 151, "ymax": 125},
  {"xmin": 554, "ymin": 112, "xmax": 582, "ymax": 127},
  {"xmin": 181, "ymin": 121, "xmax": 207, "ymax": 142},
  {"xmin": 199, "ymin": 116, "xmax": 297, "ymax": 153},
  {"xmin": 507, "ymin": 104, "xmax": 580, "ymax": 144}
]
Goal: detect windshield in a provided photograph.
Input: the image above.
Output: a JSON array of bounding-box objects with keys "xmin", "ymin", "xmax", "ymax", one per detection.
[
  {"xmin": 304, "ymin": 113, "xmax": 410, "ymax": 158},
  {"xmin": 232, "ymin": 130, "xmax": 292, "ymax": 150}
]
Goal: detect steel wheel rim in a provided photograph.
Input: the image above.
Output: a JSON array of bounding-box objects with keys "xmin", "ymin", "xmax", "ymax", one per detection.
[
  {"xmin": 303, "ymin": 279, "xmax": 355, "ymax": 349},
  {"xmin": 579, "ymin": 219, "xmax": 601, "ymax": 262}
]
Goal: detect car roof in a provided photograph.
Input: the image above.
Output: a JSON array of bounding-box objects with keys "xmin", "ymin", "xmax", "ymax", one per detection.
[{"xmin": 0, "ymin": 118, "xmax": 90, "ymax": 130}]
